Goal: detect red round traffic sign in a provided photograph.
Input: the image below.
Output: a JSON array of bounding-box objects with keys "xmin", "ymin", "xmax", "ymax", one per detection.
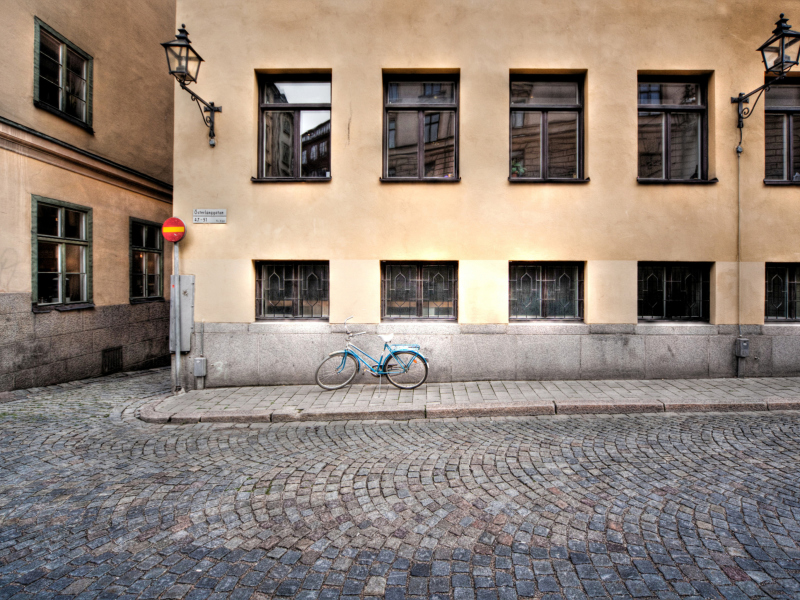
[{"xmin": 162, "ymin": 217, "xmax": 186, "ymax": 243}]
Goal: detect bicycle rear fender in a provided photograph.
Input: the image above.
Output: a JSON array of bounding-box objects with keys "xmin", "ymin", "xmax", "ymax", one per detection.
[{"xmin": 381, "ymin": 349, "xmax": 428, "ymax": 369}]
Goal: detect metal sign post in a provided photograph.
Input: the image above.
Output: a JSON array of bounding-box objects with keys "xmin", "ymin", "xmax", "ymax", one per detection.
[{"xmin": 162, "ymin": 218, "xmax": 186, "ymax": 393}]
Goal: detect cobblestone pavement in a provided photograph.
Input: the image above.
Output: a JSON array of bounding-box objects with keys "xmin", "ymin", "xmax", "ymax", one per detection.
[
  {"xmin": 2, "ymin": 369, "xmax": 800, "ymax": 600},
  {"xmin": 147, "ymin": 378, "xmax": 800, "ymax": 423}
]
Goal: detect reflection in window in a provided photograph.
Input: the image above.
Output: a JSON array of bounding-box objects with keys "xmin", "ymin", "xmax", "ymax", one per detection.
[
  {"xmin": 35, "ymin": 200, "xmax": 90, "ymax": 306},
  {"xmin": 130, "ymin": 221, "xmax": 163, "ymax": 300},
  {"xmin": 259, "ymin": 77, "xmax": 331, "ymax": 179},
  {"xmin": 764, "ymin": 85, "xmax": 800, "ymax": 181},
  {"xmin": 256, "ymin": 262, "xmax": 329, "ymax": 319},
  {"xmin": 36, "ymin": 22, "xmax": 92, "ymax": 125}
]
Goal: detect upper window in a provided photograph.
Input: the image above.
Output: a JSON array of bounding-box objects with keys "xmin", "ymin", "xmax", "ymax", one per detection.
[
  {"xmin": 256, "ymin": 262, "xmax": 329, "ymax": 319},
  {"xmin": 381, "ymin": 262, "xmax": 457, "ymax": 320},
  {"xmin": 509, "ymin": 262, "xmax": 584, "ymax": 320},
  {"xmin": 130, "ymin": 220, "xmax": 163, "ymax": 302},
  {"xmin": 383, "ymin": 76, "xmax": 459, "ymax": 181},
  {"xmin": 510, "ymin": 76, "xmax": 584, "ymax": 181},
  {"xmin": 764, "ymin": 83, "xmax": 800, "ymax": 182},
  {"xmin": 32, "ymin": 196, "xmax": 92, "ymax": 308},
  {"xmin": 766, "ymin": 264, "xmax": 800, "ymax": 320},
  {"xmin": 638, "ymin": 262, "xmax": 710, "ymax": 321},
  {"xmin": 257, "ymin": 76, "xmax": 331, "ymax": 180},
  {"xmin": 637, "ymin": 77, "xmax": 708, "ymax": 182},
  {"xmin": 34, "ymin": 19, "xmax": 93, "ymax": 130}
]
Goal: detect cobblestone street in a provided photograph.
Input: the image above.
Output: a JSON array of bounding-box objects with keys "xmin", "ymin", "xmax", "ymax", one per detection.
[{"xmin": 1, "ymin": 370, "xmax": 800, "ymax": 600}]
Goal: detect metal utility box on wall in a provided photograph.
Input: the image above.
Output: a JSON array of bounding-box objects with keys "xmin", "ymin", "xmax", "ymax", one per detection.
[
  {"xmin": 735, "ymin": 337, "xmax": 750, "ymax": 358},
  {"xmin": 169, "ymin": 275, "xmax": 195, "ymax": 352}
]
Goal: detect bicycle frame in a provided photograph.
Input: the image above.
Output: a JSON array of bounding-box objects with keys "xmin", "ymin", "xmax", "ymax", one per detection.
[{"xmin": 334, "ymin": 340, "xmax": 426, "ymax": 376}]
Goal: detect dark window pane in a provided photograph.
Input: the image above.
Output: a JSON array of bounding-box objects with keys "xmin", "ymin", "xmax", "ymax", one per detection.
[
  {"xmin": 766, "ymin": 266, "xmax": 789, "ymax": 319},
  {"xmin": 765, "ymin": 114, "xmax": 787, "ymax": 180},
  {"xmin": 547, "ymin": 112, "xmax": 578, "ymax": 178},
  {"xmin": 66, "ymin": 49, "xmax": 85, "ymax": 79},
  {"xmin": 64, "ymin": 273, "xmax": 85, "ymax": 302},
  {"xmin": 386, "ymin": 111, "xmax": 419, "ymax": 177},
  {"xmin": 132, "ymin": 251, "xmax": 145, "ymax": 274},
  {"xmin": 638, "ymin": 83, "xmax": 699, "ymax": 105},
  {"xmin": 299, "ymin": 264, "xmax": 329, "ymax": 318},
  {"xmin": 38, "ymin": 273, "xmax": 60, "ymax": 304},
  {"xmin": 146, "ymin": 275, "xmax": 159, "ymax": 298},
  {"xmin": 638, "ymin": 112, "xmax": 664, "ymax": 178},
  {"xmin": 765, "ymin": 85, "xmax": 800, "ymax": 107},
  {"xmin": 39, "ymin": 54, "xmax": 61, "ymax": 86},
  {"xmin": 64, "ymin": 95, "xmax": 85, "ymax": 121},
  {"xmin": 64, "ymin": 209, "xmax": 84, "ymax": 239},
  {"xmin": 638, "ymin": 263, "xmax": 709, "ymax": 321},
  {"xmin": 131, "ymin": 274, "xmax": 145, "ymax": 298},
  {"xmin": 144, "ymin": 225, "xmax": 160, "ymax": 249},
  {"xmin": 421, "ymin": 263, "xmax": 457, "ymax": 318},
  {"xmin": 384, "ymin": 265, "xmax": 418, "ymax": 318},
  {"xmin": 509, "ymin": 265, "xmax": 542, "ymax": 318},
  {"xmin": 38, "ymin": 77, "xmax": 61, "ymax": 109},
  {"xmin": 39, "ymin": 31, "xmax": 61, "ymax": 62},
  {"xmin": 793, "ymin": 116, "xmax": 800, "ymax": 181},
  {"xmin": 146, "ymin": 252, "xmax": 159, "ymax": 276},
  {"xmin": 300, "ymin": 111, "xmax": 331, "ymax": 178},
  {"xmin": 423, "ymin": 110, "xmax": 455, "ymax": 178},
  {"xmin": 262, "ymin": 111, "xmax": 295, "ymax": 177},
  {"xmin": 387, "ymin": 82, "xmax": 455, "ymax": 104},
  {"xmin": 131, "ymin": 223, "xmax": 144, "ymax": 248},
  {"xmin": 38, "ymin": 241, "xmax": 59, "ymax": 273},
  {"xmin": 65, "ymin": 69, "xmax": 86, "ymax": 99},
  {"xmin": 38, "ymin": 204, "xmax": 60, "ymax": 237},
  {"xmin": 510, "ymin": 111, "xmax": 541, "ymax": 178},
  {"xmin": 64, "ymin": 244, "xmax": 83, "ymax": 273},
  {"xmin": 669, "ymin": 112, "xmax": 701, "ymax": 179},
  {"xmin": 263, "ymin": 82, "xmax": 330, "ymax": 104},
  {"xmin": 511, "ymin": 82, "xmax": 578, "ymax": 106}
]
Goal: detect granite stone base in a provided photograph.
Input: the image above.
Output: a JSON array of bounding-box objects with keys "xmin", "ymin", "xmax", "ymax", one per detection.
[
  {"xmin": 0, "ymin": 292, "xmax": 170, "ymax": 392},
  {"xmin": 176, "ymin": 321, "xmax": 800, "ymax": 390}
]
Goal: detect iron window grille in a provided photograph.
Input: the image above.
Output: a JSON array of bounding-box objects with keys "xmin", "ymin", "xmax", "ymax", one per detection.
[
  {"xmin": 509, "ymin": 75, "xmax": 585, "ymax": 182},
  {"xmin": 638, "ymin": 262, "xmax": 710, "ymax": 321},
  {"xmin": 130, "ymin": 219, "xmax": 163, "ymax": 302},
  {"xmin": 381, "ymin": 262, "xmax": 458, "ymax": 320},
  {"xmin": 764, "ymin": 82, "xmax": 800, "ymax": 182},
  {"xmin": 637, "ymin": 75, "xmax": 709, "ymax": 182},
  {"xmin": 255, "ymin": 75, "xmax": 331, "ymax": 181},
  {"xmin": 765, "ymin": 263, "xmax": 800, "ymax": 320},
  {"xmin": 255, "ymin": 261, "xmax": 329, "ymax": 319},
  {"xmin": 382, "ymin": 74, "xmax": 459, "ymax": 181},
  {"xmin": 509, "ymin": 262, "xmax": 584, "ymax": 320},
  {"xmin": 33, "ymin": 19, "xmax": 93, "ymax": 131},
  {"xmin": 31, "ymin": 196, "xmax": 92, "ymax": 308}
]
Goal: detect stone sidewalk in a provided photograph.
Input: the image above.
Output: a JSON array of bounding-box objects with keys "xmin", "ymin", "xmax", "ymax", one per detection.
[{"xmin": 139, "ymin": 376, "xmax": 800, "ymax": 423}]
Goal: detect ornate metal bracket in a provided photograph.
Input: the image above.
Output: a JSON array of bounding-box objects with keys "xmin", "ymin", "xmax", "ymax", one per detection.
[
  {"xmin": 731, "ymin": 74, "xmax": 785, "ymax": 129},
  {"xmin": 179, "ymin": 82, "xmax": 222, "ymax": 146}
]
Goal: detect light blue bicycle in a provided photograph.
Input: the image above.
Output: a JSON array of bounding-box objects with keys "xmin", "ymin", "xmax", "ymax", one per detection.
[{"xmin": 315, "ymin": 317, "xmax": 429, "ymax": 390}]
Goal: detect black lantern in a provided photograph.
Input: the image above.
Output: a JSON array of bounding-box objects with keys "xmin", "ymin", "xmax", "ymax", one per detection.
[
  {"xmin": 162, "ymin": 25, "xmax": 203, "ymax": 84},
  {"xmin": 732, "ymin": 14, "xmax": 799, "ymax": 129},
  {"xmin": 759, "ymin": 14, "xmax": 800, "ymax": 75},
  {"xmin": 161, "ymin": 24, "xmax": 221, "ymax": 146}
]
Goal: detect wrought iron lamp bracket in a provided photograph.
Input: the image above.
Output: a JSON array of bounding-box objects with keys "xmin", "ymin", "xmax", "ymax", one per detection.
[
  {"xmin": 179, "ymin": 81, "xmax": 222, "ymax": 146},
  {"xmin": 731, "ymin": 74, "xmax": 785, "ymax": 129}
]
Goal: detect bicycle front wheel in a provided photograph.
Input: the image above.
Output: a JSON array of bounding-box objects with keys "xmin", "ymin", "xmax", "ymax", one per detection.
[
  {"xmin": 316, "ymin": 352, "xmax": 359, "ymax": 390},
  {"xmin": 384, "ymin": 351, "xmax": 428, "ymax": 389}
]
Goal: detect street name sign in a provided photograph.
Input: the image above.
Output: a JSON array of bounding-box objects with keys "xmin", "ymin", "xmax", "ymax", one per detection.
[{"xmin": 193, "ymin": 209, "xmax": 227, "ymax": 224}]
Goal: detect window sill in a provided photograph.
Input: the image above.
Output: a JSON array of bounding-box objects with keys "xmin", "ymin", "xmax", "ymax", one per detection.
[
  {"xmin": 636, "ymin": 177, "xmax": 718, "ymax": 185},
  {"xmin": 379, "ymin": 177, "xmax": 461, "ymax": 183},
  {"xmin": 251, "ymin": 177, "xmax": 331, "ymax": 183},
  {"xmin": 33, "ymin": 302, "xmax": 95, "ymax": 313},
  {"xmin": 764, "ymin": 179, "xmax": 800, "ymax": 186},
  {"xmin": 508, "ymin": 177, "xmax": 590, "ymax": 184},
  {"xmin": 33, "ymin": 100, "xmax": 94, "ymax": 134},
  {"xmin": 637, "ymin": 319, "xmax": 710, "ymax": 324},
  {"xmin": 254, "ymin": 318, "xmax": 330, "ymax": 322},
  {"xmin": 130, "ymin": 297, "xmax": 166, "ymax": 305},
  {"xmin": 380, "ymin": 318, "xmax": 458, "ymax": 322}
]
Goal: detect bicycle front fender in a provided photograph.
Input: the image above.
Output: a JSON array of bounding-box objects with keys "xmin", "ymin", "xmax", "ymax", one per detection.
[{"xmin": 328, "ymin": 350, "xmax": 361, "ymax": 373}]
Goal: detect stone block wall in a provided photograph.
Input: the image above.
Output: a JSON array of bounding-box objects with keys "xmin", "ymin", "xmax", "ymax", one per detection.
[
  {"xmin": 0, "ymin": 292, "xmax": 170, "ymax": 392},
  {"xmin": 176, "ymin": 321, "xmax": 800, "ymax": 390}
]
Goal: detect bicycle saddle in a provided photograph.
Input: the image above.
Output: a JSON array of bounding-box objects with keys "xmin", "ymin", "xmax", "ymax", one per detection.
[{"xmin": 379, "ymin": 334, "xmax": 394, "ymax": 343}]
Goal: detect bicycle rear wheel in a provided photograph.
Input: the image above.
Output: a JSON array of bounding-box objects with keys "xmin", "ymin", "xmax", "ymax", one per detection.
[
  {"xmin": 316, "ymin": 352, "xmax": 359, "ymax": 390},
  {"xmin": 384, "ymin": 351, "xmax": 428, "ymax": 389}
]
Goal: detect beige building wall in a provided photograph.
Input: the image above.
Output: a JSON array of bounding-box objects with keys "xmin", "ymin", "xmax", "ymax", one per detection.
[{"xmin": 172, "ymin": 0, "xmax": 798, "ymax": 328}]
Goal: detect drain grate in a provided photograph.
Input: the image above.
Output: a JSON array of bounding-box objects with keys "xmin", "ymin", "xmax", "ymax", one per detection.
[{"xmin": 101, "ymin": 346, "xmax": 124, "ymax": 375}]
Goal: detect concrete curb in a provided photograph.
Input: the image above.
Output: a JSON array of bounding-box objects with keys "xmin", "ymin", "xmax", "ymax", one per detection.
[{"xmin": 137, "ymin": 396, "xmax": 800, "ymax": 424}]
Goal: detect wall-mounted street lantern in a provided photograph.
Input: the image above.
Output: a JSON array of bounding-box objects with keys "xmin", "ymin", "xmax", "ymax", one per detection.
[
  {"xmin": 162, "ymin": 25, "xmax": 222, "ymax": 146},
  {"xmin": 732, "ymin": 14, "xmax": 800, "ymax": 128}
]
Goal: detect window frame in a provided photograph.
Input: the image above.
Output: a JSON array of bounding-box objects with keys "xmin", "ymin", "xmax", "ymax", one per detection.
[
  {"xmin": 508, "ymin": 74, "xmax": 588, "ymax": 184},
  {"xmin": 765, "ymin": 263, "xmax": 800, "ymax": 321},
  {"xmin": 33, "ymin": 18, "xmax": 94, "ymax": 132},
  {"xmin": 637, "ymin": 262, "xmax": 711, "ymax": 322},
  {"xmin": 255, "ymin": 261, "xmax": 330, "ymax": 320},
  {"xmin": 381, "ymin": 261, "xmax": 459, "ymax": 320},
  {"xmin": 31, "ymin": 195, "xmax": 93, "ymax": 311},
  {"xmin": 381, "ymin": 73, "xmax": 460, "ymax": 183},
  {"xmin": 636, "ymin": 75, "xmax": 712, "ymax": 184},
  {"xmin": 509, "ymin": 262, "xmax": 585, "ymax": 320},
  {"xmin": 129, "ymin": 218, "xmax": 165, "ymax": 304},
  {"xmin": 254, "ymin": 73, "xmax": 332, "ymax": 183},
  {"xmin": 764, "ymin": 79, "xmax": 800, "ymax": 185}
]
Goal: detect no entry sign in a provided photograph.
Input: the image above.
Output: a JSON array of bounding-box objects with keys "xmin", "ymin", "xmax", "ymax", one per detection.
[{"xmin": 162, "ymin": 217, "xmax": 186, "ymax": 243}]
